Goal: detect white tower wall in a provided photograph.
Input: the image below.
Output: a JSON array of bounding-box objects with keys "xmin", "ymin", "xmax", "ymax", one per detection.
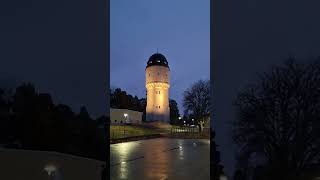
[{"xmin": 145, "ymin": 65, "xmax": 170, "ymax": 122}]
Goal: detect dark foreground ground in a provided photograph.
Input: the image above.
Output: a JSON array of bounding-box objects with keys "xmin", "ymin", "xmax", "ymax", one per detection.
[
  {"xmin": 110, "ymin": 138, "xmax": 210, "ymax": 180},
  {"xmin": 0, "ymin": 148, "xmax": 104, "ymax": 180}
]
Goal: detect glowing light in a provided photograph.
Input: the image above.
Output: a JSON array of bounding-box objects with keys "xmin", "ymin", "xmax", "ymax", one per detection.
[
  {"xmin": 178, "ymin": 117, "xmax": 182, "ymax": 120},
  {"xmin": 219, "ymin": 175, "xmax": 228, "ymax": 180},
  {"xmin": 120, "ymin": 161, "xmax": 128, "ymax": 179},
  {"xmin": 114, "ymin": 142, "xmax": 138, "ymax": 179},
  {"xmin": 124, "ymin": 113, "xmax": 128, "ymax": 118},
  {"xmin": 44, "ymin": 164, "xmax": 57, "ymax": 176}
]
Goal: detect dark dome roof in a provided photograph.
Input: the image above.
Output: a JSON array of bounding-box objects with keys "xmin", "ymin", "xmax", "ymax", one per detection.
[{"xmin": 146, "ymin": 53, "xmax": 169, "ymax": 68}]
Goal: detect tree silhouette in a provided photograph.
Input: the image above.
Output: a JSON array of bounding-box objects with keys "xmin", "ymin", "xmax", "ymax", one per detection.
[
  {"xmin": 0, "ymin": 82, "xmax": 107, "ymax": 161},
  {"xmin": 169, "ymin": 99, "xmax": 180, "ymax": 125},
  {"xmin": 233, "ymin": 58, "xmax": 320, "ymax": 179},
  {"xmin": 51, "ymin": 104, "xmax": 75, "ymax": 152},
  {"xmin": 110, "ymin": 87, "xmax": 180, "ymax": 122},
  {"xmin": 11, "ymin": 83, "xmax": 39, "ymax": 148},
  {"xmin": 183, "ymin": 79, "xmax": 210, "ymax": 124},
  {"xmin": 233, "ymin": 169, "xmax": 246, "ymax": 180},
  {"xmin": 111, "ymin": 88, "xmax": 139, "ymax": 110},
  {"xmin": 211, "ymin": 130, "xmax": 225, "ymax": 179},
  {"xmin": 0, "ymin": 88, "xmax": 11, "ymax": 143},
  {"xmin": 139, "ymin": 98, "xmax": 147, "ymax": 121}
]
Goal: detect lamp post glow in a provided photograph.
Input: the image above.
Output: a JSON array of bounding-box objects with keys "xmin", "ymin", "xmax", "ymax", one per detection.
[
  {"xmin": 219, "ymin": 175, "xmax": 227, "ymax": 180},
  {"xmin": 44, "ymin": 164, "xmax": 57, "ymax": 176},
  {"xmin": 124, "ymin": 113, "xmax": 128, "ymax": 123},
  {"xmin": 178, "ymin": 116, "xmax": 182, "ymax": 120}
]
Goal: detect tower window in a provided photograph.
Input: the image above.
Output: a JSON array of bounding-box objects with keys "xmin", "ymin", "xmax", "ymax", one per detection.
[
  {"xmin": 158, "ymin": 72, "xmax": 160, "ymax": 76},
  {"xmin": 149, "ymin": 73, "xmax": 150, "ymax": 77}
]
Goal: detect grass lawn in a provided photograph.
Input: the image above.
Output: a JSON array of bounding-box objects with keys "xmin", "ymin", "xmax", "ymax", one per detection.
[
  {"xmin": 110, "ymin": 125, "xmax": 210, "ymax": 141},
  {"xmin": 110, "ymin": 125, "xmax": 160, "ymax": 139}
]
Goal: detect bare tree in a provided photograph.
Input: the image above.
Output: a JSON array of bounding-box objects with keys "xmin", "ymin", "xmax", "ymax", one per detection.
[
  {"xmin": 183, "ymin": 79, "xmax": 210, "ymax": 123},
  {"xmin": 233, "ymin": 58, "xmax": 320, "ymax": 179}
]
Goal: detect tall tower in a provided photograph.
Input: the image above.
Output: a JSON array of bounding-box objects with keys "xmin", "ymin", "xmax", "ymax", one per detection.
[{"xmin": 145, "ymin": 53, "xmax": 170, "ymax": 122}]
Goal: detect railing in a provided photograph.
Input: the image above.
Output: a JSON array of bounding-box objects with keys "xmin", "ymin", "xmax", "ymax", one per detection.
[
  {"xmin": 170, "ymin": 126, "xmax": 210, "ymax": 139},
  {"xmin": 110, "ymin": 125, "xmax": 159, "ymax": 140},
  {"xmin": 110, "ymin": 125, "xmax": 210, "ymax": 140}
]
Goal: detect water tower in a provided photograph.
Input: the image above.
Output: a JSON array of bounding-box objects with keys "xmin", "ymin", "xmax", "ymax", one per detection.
[{"xmin": 145, "ymin": 53, "xmax": 170, "ymax": 122}]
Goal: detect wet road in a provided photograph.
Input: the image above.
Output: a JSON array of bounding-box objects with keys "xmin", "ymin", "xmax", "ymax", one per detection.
[{"xmin": 110, "ymin": 138, "xmax": 210, "ymax": 180}]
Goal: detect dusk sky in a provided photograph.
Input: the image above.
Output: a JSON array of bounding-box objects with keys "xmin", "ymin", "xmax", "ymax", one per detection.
[
  {"xmin": 214, "ymin": 0, "xmax": 320, "ymax": 177},
  {"xmin": 110, "ymin": 0, "xmax": 210, "ymax": 114},
  {"xmin": 2, "ymin": 0, "xmax": 320, "ymax": 178},
  {"xmin": 0, "ymin": 0, "xmax": 107, "ymax": 118}
]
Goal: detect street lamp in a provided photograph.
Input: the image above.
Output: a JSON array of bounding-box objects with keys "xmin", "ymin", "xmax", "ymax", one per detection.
[
  {"xmin": 124, "ymin": 113, "xmax": 128, "ymax": 123},
  {"xmin": 44, "ymin": 164, "xmax": 57, "ymax": 178},
  {"xmin": 178, "ymin": 116, "xmax": 182, "ymax": 120}
]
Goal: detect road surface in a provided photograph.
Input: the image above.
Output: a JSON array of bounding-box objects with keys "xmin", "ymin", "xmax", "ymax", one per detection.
[{"xmin": 110, "ymin": 138, "xmax": 210, "ymax": 180}]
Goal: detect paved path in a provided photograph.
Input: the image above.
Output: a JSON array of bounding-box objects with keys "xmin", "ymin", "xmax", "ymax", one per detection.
[{"xmin": 110, "ymin": 138, "xmax": 210, "ymax": 180}]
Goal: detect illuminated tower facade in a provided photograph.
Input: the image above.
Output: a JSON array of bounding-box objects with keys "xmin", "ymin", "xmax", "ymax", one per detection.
[{"xmin": 145, "ymin": 53, "xmax": 170, "ymax": 122}]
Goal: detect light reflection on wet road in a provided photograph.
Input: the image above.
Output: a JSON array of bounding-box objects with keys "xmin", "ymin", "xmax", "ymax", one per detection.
[{"xmin": 110, "ymin": 138, "xmax": 210, "ymax": 180}]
